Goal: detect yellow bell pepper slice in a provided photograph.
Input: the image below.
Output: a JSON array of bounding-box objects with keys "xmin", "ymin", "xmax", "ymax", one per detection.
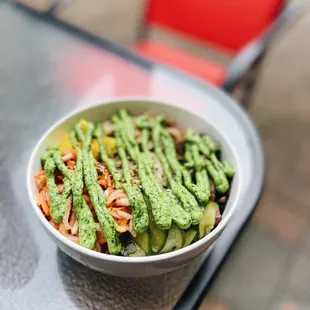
[
  {"xmin": 59, "ymin": 132, "xmax": 72, "ymax": 152},
  {"xmin": 91, "ymin": 139, "xmax": 100, "ymax": 160},
  {"xmin": 103, "ymin": 136, "xmax": 117, "ymax": 157},
  {"xmin": 59, "ymin": 119, "xmax": 117, "ymax": 158},
  {"xmin": 80, "ymin": 119, "xmax": 88, "ymax": 135}
]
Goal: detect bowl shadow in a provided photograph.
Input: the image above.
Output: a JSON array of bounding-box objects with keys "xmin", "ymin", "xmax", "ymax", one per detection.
[{"xmin": 57, "ymin": 249, "xmax": 203, "ymax": 310}]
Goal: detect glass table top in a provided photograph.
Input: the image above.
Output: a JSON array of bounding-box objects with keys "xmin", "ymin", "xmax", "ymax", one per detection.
[{"xmin": 0, "ymin": 2, "xmax": 264, "ymax": 309}]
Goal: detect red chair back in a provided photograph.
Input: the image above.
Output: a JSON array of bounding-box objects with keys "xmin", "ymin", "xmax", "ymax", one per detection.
[{"xmin": 145, "ymin": 0, "xmax": 284, "ymax": 53}]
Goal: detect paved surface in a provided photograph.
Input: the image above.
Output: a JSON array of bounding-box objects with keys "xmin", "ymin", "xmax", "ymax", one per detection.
[
  {"xmin": 7, "ymin": 1, "xmax": 310, "ymax": 309},
  {"xmin": 202, "ymin": 4, "xmax": 310, "ymax": 310}
]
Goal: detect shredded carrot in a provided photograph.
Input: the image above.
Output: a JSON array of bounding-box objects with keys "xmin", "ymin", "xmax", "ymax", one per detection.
[
  {"xmin": 49, "ymin": 220, "xmax": 60, "ymax": 230},
  {"xmin": 63, "ymin": 195, "xmax": 73, "ymax": 231},
  {"xmin": 38, "ymin": 189, "xmax": 50, "ymax": 216},
  {"xmin": 71, "ymin": 219, "xmax": 79, "ymax": 235},
  {"xmin": 69, "ymin": 210, "xmax": 76, "ymax": 227},
  {"xmin": 35, "ymin": 149, "xmax": 133, "ymax": 252},
  {"xmin": 34, "ymin": 170, "xmax": 47, "ymax": 190},
  {"xmin": 34, "ymin": 170, "xmax": 45, "ymax": 179},
  {"xmin": 61, "ymin": 148, "xmax": 77, "ymax": 160},
  {"xmin": 56, "ymin": 174, "xmax": 64, "ymax": 181},
  {"xmin": 97, "ymin": 179, "xmax": 109, "ymax": 188},
  {"xmin": 59, "ymin": 223, "xmax": 79, "ymax": 244},
  {"xmin": 58, "ymin": 184, "xmax": 64, "ymax": 194},
  {"xmin": 67, "ymin": 160, "xmax": 76, "ymax": 170},
  {"xmin": 96, "ymin": 230, "xmax": 107, "ymax": 245},
  {"xmin": 93, "ymin": 242, "xmax": 102, "ymax": 252},
  {"xmin": 83, "ymin": 194, "xmax": 90, "ymax": 203}
]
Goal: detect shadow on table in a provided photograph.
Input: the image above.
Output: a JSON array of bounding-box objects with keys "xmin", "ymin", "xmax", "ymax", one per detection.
[
  {"xmin": 57, "ymin": 249, "xmax": 203, "ymax": 310},
  {"xmin": 0, "ymin": 156, "xmax": 39, "ymax": 292},
  {"xmin": 0, "ymin": 198, "xmax": 39, "ymax": 292}
]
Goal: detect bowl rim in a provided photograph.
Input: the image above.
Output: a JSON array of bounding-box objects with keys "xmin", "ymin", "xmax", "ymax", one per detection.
[{"xmin": 27, "ymin": 97, "xmax": 241, "ymax": 263}]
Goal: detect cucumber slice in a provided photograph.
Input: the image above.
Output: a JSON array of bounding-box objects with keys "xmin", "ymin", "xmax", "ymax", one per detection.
[
  {"xmin": 199, "ymin": 202, "xmax": 218, "ymax": 239},
  {"xmin": 133, "ymin": 231, "xmax": 151, "ymax": 254},
  {"xmin": 149, "ymin": 220, "xmax": 167, "ymax": 253},
  {"xmin": 183, "ymin": 228, "xmax": 197, "ymax": 247},
  {"xmin": 175, "ymin": 226, "xmax": 184, "ymax": 250},
  {"xmin": 160, "ymin": 224, "xmax": 184, "ymax": 254},
  {"xmin": 121, "ymin": 241, "xmax": 146, "ymax": 257}
]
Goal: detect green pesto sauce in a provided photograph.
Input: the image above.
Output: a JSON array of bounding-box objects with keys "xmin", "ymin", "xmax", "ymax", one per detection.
[
  {"xmin": 53, "ymin": 151, "xmax": 74, "ymax": 180},
  {"xmin": 137, "ymin": 155, "xmax": 172, "ymax": 230},
  {"xmin": 115, "ymin": 130, "xmax": 131, "ymax": 183},
  {"xmin": 182, "ymin": 167, "xmax": 209, "ymax": 205},
  {"xmin": 93, "ymin": 124, "xmax": 122, "ymax": 189},
  {"xmin": 164, "ymin": 190, "xmax": 191, "ymax": 229},
  {"xmin": 185, "ymin": 129, "xmax": 210, "ymax": 158},
  {"xmin": 195, "ymin": 169, "xmax": 210, "ymax": 200},
  {"xmin": 44, "ymin": 156, "xmax": 65, "ymax": 223},
  {"xmin": 183, "ymin": 142, "xmax": 210, "ymax": 204},
  {"xmin": 74, "ymin": 123, "xmax": 85, "ymax": 144},
  {"xmin": 73, "ymin": 194, "xmax": 97, "ymax": 249},
  {"xmin": 171, "ymin": 183, "xmax": 202, "ymax": 225},
  {"xmin": 123, "ymin": 183, "xmax": 149, "ymax": 233},
  {"xmin": 118, "ymin": 116, "xmax": 173, "ymax": 230},
  {"xmin": 70, "ymin": 130, "xmax": 79, "ymax": 149},
  {"xmin": 81, "ymin": 122, "xmax": 121, "ymax": 254},
  {"xmin": 210, "ymin": 153, "xmax": 235, "ymax": 178},
  {"xmin": 152, "ymin": 116, "xmax": 201, "ymax": 224},
  {"xmin": 113, "ymin": 114, "xmax": 138, "ymax": 162},
  {"xmin": 141, "ymin": 129, "xmax": 154, "ymax": 169},
  {"xmin": 113, "ymin": 117, "xmax": 149, "ymax": 233},
  {"xmin": 119, "ymin": 109, "xmax": 136, "ymax": 145},
  {"xmin": 46, "ymin": 145, "xmax": 96, "ymax": 249},
  {"xmin": 161, "ymin": 130, "xmax": 182, "ymax": 183},
  {"xmin": 72, "ymin": 149, "xmax": 97, "ymax": 249},
  {"xmin": 202, "ymin": 136, "xmax": 217, "ymax": 153},
  {"xmin": 191, "ymin": 144, "xmax": 204, "ymax": 172},
  {"xmin": 42, "ymin": 111, "xmax": 234, "ymax": 254}
]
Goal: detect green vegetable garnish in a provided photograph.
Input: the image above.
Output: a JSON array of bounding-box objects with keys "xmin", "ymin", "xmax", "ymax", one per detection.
[
  {"xmin": 199, "ymin": 202, "xmax": 219, "ymax": 238},
  {"xmin": 78, "ymin": 121, "xmax": 121, "ymax": 254},
  {"xmin": 113, "ymin": 115, "xmax": 149, "ymax": 233},
  {"xmin": 38, "ymin": 110, "xmax": 234, "ymax": 256}
]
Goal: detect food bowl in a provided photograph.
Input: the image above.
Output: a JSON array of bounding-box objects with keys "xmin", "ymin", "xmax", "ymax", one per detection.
[{"xmin": 27, "ymin": 98, "xmax": 241, "ymax": 277}]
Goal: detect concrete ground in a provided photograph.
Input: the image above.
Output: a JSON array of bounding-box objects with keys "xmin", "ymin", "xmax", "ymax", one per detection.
[
  {"xmin": 13, "ymin": 1, "xmax": 310, "ymax": 309},
  {"xmin": 199, "ymin": 5, "xmax": 310, "ymax": 310}
]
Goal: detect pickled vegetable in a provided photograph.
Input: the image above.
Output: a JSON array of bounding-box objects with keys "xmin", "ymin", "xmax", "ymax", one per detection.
[
  {"xmin": 121, "ymin": 241, "xmax": 146, "ymax": 257},
  {"xmin": 149, "ymin": 219, "xmax": 167, "ymax": 253},
  {"xmin": 133, "ymin": 231, "xmax": 151, "ymax": 254},
  {"xmin": 183, "ymin": 228, "xmax": 197, "ymax": 247},
  {"xmin": 199, "ymin": 202, "xmax": 219, "ymax": 238},
  {"xmin": 160, "ymin": 224, "xmax": 184, "ymax": 253}
]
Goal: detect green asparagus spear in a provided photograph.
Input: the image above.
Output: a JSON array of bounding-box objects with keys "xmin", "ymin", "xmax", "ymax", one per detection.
[
  {"xmin": 71, "ymin": 148, "xmax": 97, "ymax": 249},
  {"xmin": 202, "ymin": 136, "xmax": 217, "ymax": 153},
  {"xmin": 44, "ymin": 156, "xmax": 65, "ymax": 223},
  {"xmin": 210, "ymin": 153, "xmax": 235, "ymax": 178},
  {"xmin": 205, "ymin": 159, "xmax": 229, "ymax": 193},
  {"xmin": 113, "ymin": 117, "xmax": 149, "ymax": 233},
  {"xmin": 185, "ymin": 129, "xmax": 210, "ymax": 158},
  {"xmin": 93, "ymin": 124, "xmax": 122, "ymax": 189},
  {"xmin": 80, "ymin": 121, "xmax": 121, "ymax": 254},
  {"xmin": 160, "ymin": 129, "xmax": 182, "ymax": 183},
  {"xmin": 153, "ymin": 116, "xmax": 201, "ymax": 225}
]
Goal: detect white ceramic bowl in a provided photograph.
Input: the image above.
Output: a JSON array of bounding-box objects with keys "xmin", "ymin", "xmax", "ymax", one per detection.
[{"xmin": 27, "ymin": 98, "xmax": 241, "ymax": 277}]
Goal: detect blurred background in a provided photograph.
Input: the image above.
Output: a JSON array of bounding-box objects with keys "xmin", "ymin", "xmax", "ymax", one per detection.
[{"xmin": 4, "ymin": 0, "xmax": 310, "ymax": 309}]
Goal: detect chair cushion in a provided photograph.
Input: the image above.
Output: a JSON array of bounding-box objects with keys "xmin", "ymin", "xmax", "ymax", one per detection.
[
  {"xmin": 144, "ymin": 0, "xmax": 283, "ymax": 52},
  {"xmin": 135, "ymin": 40, "xmax": 227, "ymax": 86}
]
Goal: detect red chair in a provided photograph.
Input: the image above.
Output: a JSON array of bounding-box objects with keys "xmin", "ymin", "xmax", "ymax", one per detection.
[{"xmin": 135, "ymin": 0, "xmax": 301, "ymax": 105}]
